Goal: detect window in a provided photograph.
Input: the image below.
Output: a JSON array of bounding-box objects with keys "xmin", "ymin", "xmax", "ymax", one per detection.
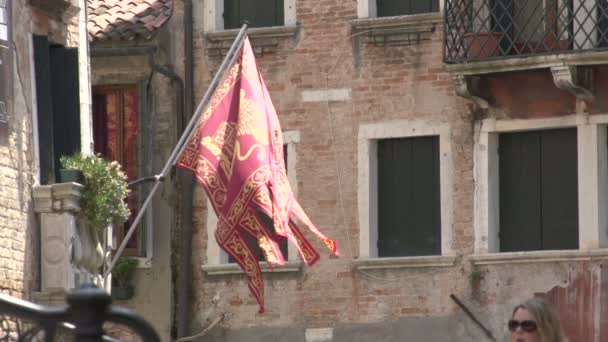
[
  {"xmin": 377, "ymin": 137, "xmax": 441, "ymax": 257},
  {"xmin": 223, "ymin": 0, "xmax": 284, "ymax": 29},
  {"xmin": 0, "ymin": 0, "xmax": 10, "ymax": 145},
  {"xmin": 358, "ymin": 0, "xmax": 440, "ymax": 19},
  {"xmin": 207, "ymin": 131, "xmax": 300, "ymax": 265},
  {"xmin": 377, "ymin": 0, "xmax": 438, "ymax": 17},
  {"xmin": 33, "ymin": 34, "xmax": 81, "ymax": 184},
  {"xmin": 491, "ymin": 0, "xmax": 571, "ymax": 53},
  {"xmin": 92, "ymin": 85, "xmax": 145, "ymax": 257},
  {"xmin": 498, "ymin": 128, "xmax": 578, "ymax": 252},
  {"xmin": 358, "ymin": 121, "xmax": 453, "ymax": 259},
  {"xmin": 473, "ymin": 116, "xmax": 608, "ymax": 255},
  {"xmin": 203, "ymin": 0, "xmax": 295, "ymax": 32}
]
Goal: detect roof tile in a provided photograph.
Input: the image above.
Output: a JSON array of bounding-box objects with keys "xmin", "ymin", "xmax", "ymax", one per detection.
[{"xmin": 87, "ymin": 0, "xmax": 173, "ymax": 42}]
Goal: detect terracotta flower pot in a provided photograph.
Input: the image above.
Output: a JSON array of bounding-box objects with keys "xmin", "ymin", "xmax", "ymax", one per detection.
[{"xmin": 463, "ymin": 32, "xmax": 504, "ymax": 59}]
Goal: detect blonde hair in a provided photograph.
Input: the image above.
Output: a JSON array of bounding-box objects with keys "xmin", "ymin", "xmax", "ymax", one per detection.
[{"xmin": 512, "ymin": 297, "xmax": 567, "ymax": 342}]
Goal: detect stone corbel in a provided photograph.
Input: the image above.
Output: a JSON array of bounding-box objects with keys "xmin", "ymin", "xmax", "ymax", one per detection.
[
  {"xmin": 551, "ymin": 66, "xmax": 594, "ymax": 101},
  {"xmin": 452, "ymin": 75, "xmax": 492, "ymax": 109}
]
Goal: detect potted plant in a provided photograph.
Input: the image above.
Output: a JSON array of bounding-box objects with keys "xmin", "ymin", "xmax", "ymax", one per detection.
[
  {"xmin": 111, "ymin": 257, "xmax": 138, "ymax": 300},
  {"xmin": 60, "ymin": 154, "xmax": 131, "ymax": 274},
  {"xmin": 60, "ymin": 153, "xmax": 131, "ymax": 232}
]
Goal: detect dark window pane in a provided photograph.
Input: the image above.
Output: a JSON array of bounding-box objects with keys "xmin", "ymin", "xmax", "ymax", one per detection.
[
  {"xmin": 377, "ymin": 0, "xmax": 438, "ymax": 17},
  {"xmin": 224, "ymin": 0, "xmax": 284, "ymax": 29},
  {"xmin": 377, "ymin": 136, "xmax": 441, "ymax": 257}
]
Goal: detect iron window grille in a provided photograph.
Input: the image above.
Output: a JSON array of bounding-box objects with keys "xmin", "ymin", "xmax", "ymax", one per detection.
[{"xmin": 444, "ymin": 0, "xmax": 608, "ymax": 62}]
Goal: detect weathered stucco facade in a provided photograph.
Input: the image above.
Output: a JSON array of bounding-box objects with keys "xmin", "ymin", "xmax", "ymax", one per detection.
[{"xmin": 0, "ymin": 0, "xmax": 85, "ymax": 301}]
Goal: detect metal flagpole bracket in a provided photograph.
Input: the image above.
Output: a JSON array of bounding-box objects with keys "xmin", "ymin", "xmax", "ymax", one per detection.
[
  {"xmin": 127, "ymin": 175, "xmax": 165, "ymax": 189},
  {"xmin": 103, "ymin": 23, "xmax": 249, "ymax": 279}
]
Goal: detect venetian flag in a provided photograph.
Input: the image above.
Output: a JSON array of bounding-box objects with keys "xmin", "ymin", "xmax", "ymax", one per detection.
[{"xmin": 176, "ymin": 37, "xmax": 339, "ymax": 313}]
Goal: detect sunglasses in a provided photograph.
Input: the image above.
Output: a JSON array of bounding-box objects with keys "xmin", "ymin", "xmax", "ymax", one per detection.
[{"xmin": 508, "ymin": 320, "xmax": 538, "ymax": 332}]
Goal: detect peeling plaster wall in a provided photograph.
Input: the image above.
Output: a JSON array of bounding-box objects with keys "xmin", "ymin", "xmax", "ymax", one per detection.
[
  {"xmin": 90, "ymin": 44, "xmax": 177, "ymax": 342},
  {"xmin": 1, "ymin": 0, "xmax": 81, "ymax": 301}
]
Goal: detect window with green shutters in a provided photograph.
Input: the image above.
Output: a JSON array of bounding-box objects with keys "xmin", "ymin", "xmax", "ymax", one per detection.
[
  {"xmin": 498, "ymin": 128, "xmax": 579, "ymax": 252},
  {"xmin": 223, "ymin": 0, "xmax": 284, "ymax": 29},
  {"xmin": 33, "ymin": 35, "xmax": 81, "ymax": 185},
  {"xmin": 377, "ymin": 136, "xmax": 441, "ymax": 257},
  {"xmin": 377, "ymin": 0, "xmax": 439, "ymax": 17}
]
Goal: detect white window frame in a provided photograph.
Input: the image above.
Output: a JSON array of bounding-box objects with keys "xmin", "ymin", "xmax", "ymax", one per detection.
[
  {"xmin": 206, "ymin": 130, "xmax": 301, "ymax": 265},
  {"xmin": 357, "ymin": 0, "xmax": 444, "ymax": 18},
  {"xmin": 358, "ymin": 120, "xmax": 454, "ymax": 258},
  {"xmin": 474, "ymin": 115, "xmax": 608, "ymax": 254},
  {"xmin": 203, "ymin": 0, "xmax": 296, "ymax": 32}
]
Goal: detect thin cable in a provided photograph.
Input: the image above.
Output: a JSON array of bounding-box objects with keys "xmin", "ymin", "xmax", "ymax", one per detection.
[
  {"xmin": 323, "ymin": 28, "xmax": 429, "ymax": 282},
  {"xmin": 322, "ymin": 29, "xmax": 374, "ymax": 259},
  {"xmin": 175, "ymin": 314, "xmax": 224, "ymax": 342}
]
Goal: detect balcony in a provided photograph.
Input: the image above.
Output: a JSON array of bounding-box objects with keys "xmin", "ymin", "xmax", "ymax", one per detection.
[{"xmin": 444, "ymin": 0, "xmax": 608, "ymax": 65}]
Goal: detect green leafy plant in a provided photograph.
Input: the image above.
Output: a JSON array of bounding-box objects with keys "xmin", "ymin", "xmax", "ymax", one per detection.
[
  {"xmin": 112, "ymin": 257, "xmax": 138, "ymax": 288},
  {"xmin": 60, "ymin": 153, "xmax": 130, "ymax": 230}
]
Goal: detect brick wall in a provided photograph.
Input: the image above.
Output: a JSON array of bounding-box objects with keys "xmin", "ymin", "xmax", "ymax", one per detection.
[
  {"xmin": 189, "ymin": 0, "xmax": 477, "ymax": 337},
  {"xmin": 185, "ymin": 0, "xmax": 608, "ymax": 340}
]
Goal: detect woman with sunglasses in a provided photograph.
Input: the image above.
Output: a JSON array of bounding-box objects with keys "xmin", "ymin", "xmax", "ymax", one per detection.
[{"xmin": 508, "ymin": 297, "xmax": 567, "ymax": 342}]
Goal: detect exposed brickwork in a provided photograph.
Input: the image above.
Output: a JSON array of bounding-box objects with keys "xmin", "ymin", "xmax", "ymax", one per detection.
[{"xmin": 190, "ymin": 0, "xmax": 476, "ymax": 336}]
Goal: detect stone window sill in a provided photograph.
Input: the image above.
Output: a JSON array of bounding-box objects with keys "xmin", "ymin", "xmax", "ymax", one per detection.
[
  {"xmin": 351, "ymin": 12, "xmax": 443, "ymax": 37},
  {"xmin": 202, "ymin": 260, "xmax": 303, "ymax": 276},
  {"xmin": 352, "ymin": 255, "xmax": 457, "ymax": 270},
  {"xmin": 205, "ymin": 25, "xmax": 299, "ymax": 42},
  {"xmin": 469, "ymin": 249, "xmax": 608, "ymax": 266}
]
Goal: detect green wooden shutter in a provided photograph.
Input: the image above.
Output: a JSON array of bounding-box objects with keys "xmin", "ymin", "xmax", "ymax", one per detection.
[
  {"xmin": 499, "ymin": 128, "xmax": 578, "ymax": 252},
  {"xmin": 50, "ymin": 46, "xmax": 81, "ymax": 181},
  {"xmin": 33, "ymin": 35, "xmax": 55, "ymax": 185},
  {"xmin": 223, "ymin": 0, "xmax": 240, "ymax": 30},
  {"xmin": 377, "ymin": 136, "xmax": 441, "ymax": 257},
  {"xmin": 377, "ymin": 0, "xmax": 438, "ymax": 17},
  {"xmin": 224, "ymin": 0, "xmax": 284, "ymax": 29},
  {"xmin": 539, "ymin": 129, "xmax": 578, "ymax": 250},
  {"xmin": 499, "ymin": 131, "xmax": 542, "ymax": 252}
]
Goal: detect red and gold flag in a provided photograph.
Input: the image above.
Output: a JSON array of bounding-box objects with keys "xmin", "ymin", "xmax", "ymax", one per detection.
[{"xmin": 176, "ymin": 37, "xmax": 339, "ymax": 313}]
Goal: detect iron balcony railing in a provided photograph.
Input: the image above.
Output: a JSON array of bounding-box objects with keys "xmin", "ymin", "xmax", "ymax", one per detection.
[
  {"xmin": 0, "ymin": 284, "xmax": 160, "ymax": 342},
  {"xmin": 444, "ymin": 0, "xmax": 608, "ymax": 62}
]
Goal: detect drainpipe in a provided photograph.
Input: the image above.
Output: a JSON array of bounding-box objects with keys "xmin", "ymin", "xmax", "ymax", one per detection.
[{"xmin": 177, "ymin": 0, "xmax": 195, "ymax": 338}]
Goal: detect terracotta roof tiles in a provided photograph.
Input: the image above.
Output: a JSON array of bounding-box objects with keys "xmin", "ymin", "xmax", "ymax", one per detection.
[{"xmin": 87, "ymin": 0, "xmax": 173, "ymax": 42}]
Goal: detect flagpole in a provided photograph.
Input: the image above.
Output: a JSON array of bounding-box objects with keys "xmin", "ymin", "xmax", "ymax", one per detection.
[{"xmin": 103, "ymin": 23, "xmax": 249, "ymax": 279}]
